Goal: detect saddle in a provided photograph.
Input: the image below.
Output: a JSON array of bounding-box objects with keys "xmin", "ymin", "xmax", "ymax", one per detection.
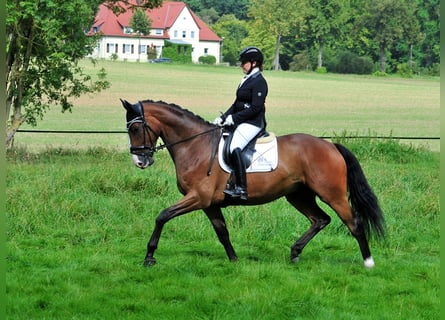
[{"xmin": 218, "ymin": 130, "xmax": 278, "ymax": 173}]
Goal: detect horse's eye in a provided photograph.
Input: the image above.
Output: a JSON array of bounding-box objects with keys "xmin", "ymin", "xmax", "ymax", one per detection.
[{"xmin": 130, "ymin": 124, "xmax": 141, "ymax": 134}]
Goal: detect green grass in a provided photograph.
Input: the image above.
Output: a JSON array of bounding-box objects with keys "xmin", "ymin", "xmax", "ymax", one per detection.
[
  {"xmin": 6, "ymin": 138, "xmax": 439, "ymax": 319},
  {"xmin": 14, "ymin": 60, "xmax": 439, "ymax": 151},
  {"xmin": 7, "ymin": 61, "xmax": 439, "ymax": 319}
]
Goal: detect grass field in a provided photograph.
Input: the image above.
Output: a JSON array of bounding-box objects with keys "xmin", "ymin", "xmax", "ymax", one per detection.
[
  {"xmin": 14, "ymin": 60, "xmax": 440, "ymax": 151},
  {"xmin": 7, "ymin": 61, "xmax": 440, "ymax": 319}
]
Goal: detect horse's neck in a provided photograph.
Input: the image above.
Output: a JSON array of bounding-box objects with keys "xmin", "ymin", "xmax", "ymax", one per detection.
[{"xmin": 151, "ymin": 106, "xmax": 212, "ymax": 148}]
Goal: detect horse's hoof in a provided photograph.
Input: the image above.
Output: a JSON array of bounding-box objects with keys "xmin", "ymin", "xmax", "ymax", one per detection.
[
  {"xmin": 143, "ymin": 257, "xmax": 157, "ymax": 267},
  {"xmin": 290, "ymin": 256, "xmax": 300, "ymax": 264},
  {"xmin": 364, "ymin": 256, "xmax": 375, "ymax": 269}
]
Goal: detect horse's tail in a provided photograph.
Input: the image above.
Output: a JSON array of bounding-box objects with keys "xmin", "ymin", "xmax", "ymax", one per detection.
[{"xmin": 334, "ymin": 143, "xmax": 385, "ymax": 240}]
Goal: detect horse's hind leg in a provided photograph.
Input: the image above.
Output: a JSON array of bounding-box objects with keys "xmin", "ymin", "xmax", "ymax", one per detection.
[
  {"xmin": 328, "ymin": 198, "xmax": 374, "ymax": 268},
  {"xmin": 204, "ymin": 206, "xmax": 238, "ymax": 262},
  {"xmin": 286, "ymin": 188, "xmax": 331, "ymax": 263}
]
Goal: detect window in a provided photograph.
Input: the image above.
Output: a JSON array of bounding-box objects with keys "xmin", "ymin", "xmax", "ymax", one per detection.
[
  {"xmin": 204, "ymin": 48, "xmax": 209, "ymax": 55},
  {"xmin": 155, "ymin": 29, "xmax": 163, "ymax": 35},
  {"xmin": 123, "ymin": 27, "xmax": 133, "ymax": 34},
  {"xmin": 182, "ymin": 31, "xmax": 186, "ymax": 38},
  {"xmin": 140, "ymin": 45, "xmax": 146, "ymax": 54},
  {"xmin": 174, "ymin": 30, "xmax": 178, "ymax": 37},
  {"xmin": 123, "ymin": 44, "xmax": 134, "ymax": 54},
  {"xmin": 191, "ymin": 31, "xmax": 195, "ymax": 39},
  {"xmin": 107, "ymin": 43, "xmax": 118, "ymax": 53}
]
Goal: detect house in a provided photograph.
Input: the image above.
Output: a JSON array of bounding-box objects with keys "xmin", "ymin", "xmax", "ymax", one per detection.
[{"xmin": 88, "ymin": 1, "xmax": 222, "ymax": 63}]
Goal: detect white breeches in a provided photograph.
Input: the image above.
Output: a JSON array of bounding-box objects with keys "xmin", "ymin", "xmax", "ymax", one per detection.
[{"xmin": 229, "ymin": 123, "xmax": 262, "ymax": 153}]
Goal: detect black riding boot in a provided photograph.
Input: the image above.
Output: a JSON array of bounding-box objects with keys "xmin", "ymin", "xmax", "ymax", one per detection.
[{"xmin": 224, "ymin": 148, "xmax": 248, "ymax": 200}]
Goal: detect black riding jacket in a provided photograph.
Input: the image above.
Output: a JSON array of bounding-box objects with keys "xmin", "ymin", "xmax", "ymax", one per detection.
[{"xmin": 222, "ymin": 71, "xmax": 268, "ymax": 129}]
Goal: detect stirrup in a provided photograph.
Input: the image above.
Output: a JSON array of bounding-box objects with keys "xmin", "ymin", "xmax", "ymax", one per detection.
[{"xmin": 224, "ymin": 186, "xmax": 248, "ymax": 200}]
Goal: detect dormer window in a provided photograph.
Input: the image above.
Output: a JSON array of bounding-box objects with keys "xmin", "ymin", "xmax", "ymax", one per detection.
[{"xmin": 123, "ymin": 27, "xmax": 133, "ymax": 34}]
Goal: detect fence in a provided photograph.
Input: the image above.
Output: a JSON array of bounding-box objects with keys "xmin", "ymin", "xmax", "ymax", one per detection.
[{"xmin": 16, "ymin": 129, "xmax": 440, "ymax": 141}]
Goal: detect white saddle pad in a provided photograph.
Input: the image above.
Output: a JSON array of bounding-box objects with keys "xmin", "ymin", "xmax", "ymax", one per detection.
[{"xmin": 218, "ymin": 134, "xmax": 278, "ymax": 173}]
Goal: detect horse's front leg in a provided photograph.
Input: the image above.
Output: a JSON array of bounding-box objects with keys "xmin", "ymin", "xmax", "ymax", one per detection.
[
  {"xmin": 204, "ymin": 206, "xmax": 238, "ymax": 262},
  {"xmin": 144, "ymin": 195, "xmax": 200, "ymax": 267}
]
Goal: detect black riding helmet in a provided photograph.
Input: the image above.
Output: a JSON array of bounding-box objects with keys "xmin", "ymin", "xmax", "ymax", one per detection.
[{"xmin": 239, "ymin": 46, "xmax": 264, "ymax": 66}]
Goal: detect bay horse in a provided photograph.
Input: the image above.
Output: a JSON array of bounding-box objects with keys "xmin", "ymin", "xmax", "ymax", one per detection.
[{"xmin": 121, "ymin": 99, "xmax": 385, "ymax": 268}]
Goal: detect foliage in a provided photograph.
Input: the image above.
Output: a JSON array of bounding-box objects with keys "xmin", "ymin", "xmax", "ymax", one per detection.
[
  {"xmin": 397, "ymin": 63, "xmax": 414, "ymax": 78},
  {"xmin": 356, "ymin": 0, "xmax": 420, "ymax": 73},
  {"xmin": 162, "ymin": 41, "xmax": 192, "ymax": 63},
  {"xmin": 129, "ymin": 7, "xmax": 151, "ymax": 35},
  {"xmin": 198, "ymin": 55, "xmax": 217, "ymax": 65},
  {"xmin": 5, "ymin": 0, "xmax": 163, "ymax": 148},
  {"xmin": 289, "ymin": 51, "xmax": 311, "ymax": 71},
  {"xmin": 184, "ymin": 0, "xmax": 250, "ymax": 20},
  {"xmin": 212, "ymin": 14, "xmax": 248, "ymax": 65},
  {"xmin": 247, "ymin": 0, "xmax": 304, "ymax": 70},
  {"xmin": 5, "ymin": 0, "xmax": 110, "ymax": 148},
  {"xmin": 304, "ymin": 0, "xmax": 352, "ymax": 68},
  {"xmin": 326, "ymin": 50, "xmax": 374, "ymax": 75},
  {"xmin": 315, "ymin": 66, "xmax": 327, "ymax": 74}
]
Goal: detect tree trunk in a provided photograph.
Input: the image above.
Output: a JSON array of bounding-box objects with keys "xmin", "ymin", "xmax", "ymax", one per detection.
[
  {"xmin": 6, "ymin": 16, "xmax": 35, "ymax": 149},
  {"xmin": 318, "ymin": 38, "xmax": 323, "ymax": 68},
  {"xmin": 379, "ymin": 45, "xmax": 386, "ymax": 73},
  {"xmin": 273, "ymin": 34, "xmax": 281, "ymax": 71}
]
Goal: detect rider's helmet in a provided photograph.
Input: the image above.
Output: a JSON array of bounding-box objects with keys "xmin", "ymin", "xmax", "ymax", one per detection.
[{"xmin": 238, "ymin": 46, "xmax": 264, "ymax": 66}]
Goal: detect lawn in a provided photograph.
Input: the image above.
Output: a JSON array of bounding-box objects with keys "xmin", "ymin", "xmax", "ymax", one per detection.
[
  {"xmin": 14, "ymin": 60, "xmax": 440, "ymax": 151},
  {"xmin": 7, "ymin": 61, "xmax": 440, "ymax": 319}
]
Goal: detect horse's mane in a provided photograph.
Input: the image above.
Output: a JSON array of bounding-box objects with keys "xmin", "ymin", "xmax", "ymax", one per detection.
[{"xmin": 141, "ymin": 99, "xmax": 212, "ymax": 125}]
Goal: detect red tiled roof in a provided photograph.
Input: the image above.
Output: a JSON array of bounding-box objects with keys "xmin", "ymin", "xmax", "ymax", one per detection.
[{"xmin": 90, "ymin": 1, "xmax": 221, "ymax": 41}]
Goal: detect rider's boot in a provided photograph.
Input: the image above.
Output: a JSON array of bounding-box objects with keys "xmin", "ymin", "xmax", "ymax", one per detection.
[{"xmin": 224, "ymin": 148, "xmax": 248, "ymax": 200}]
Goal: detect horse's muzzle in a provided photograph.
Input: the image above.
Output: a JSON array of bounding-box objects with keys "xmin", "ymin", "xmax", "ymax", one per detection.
[{"xmin": 132, "ymin": 154, "xmax": 154, "ymax": 169}]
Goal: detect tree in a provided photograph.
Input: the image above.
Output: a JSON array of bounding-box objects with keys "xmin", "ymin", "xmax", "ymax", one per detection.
[
  {"xmin": 5, "ymin": 0, "xmax": 163, "ymax": 148},
  {"xmin": 212, "ymin": 14, "xmax": 248, "ymax": 65},
  {"xmin": 248, "ymin": 0, "xmax": 304, "ymax": 70},
  {"xmin": 304, "ymin": 0, "xmax": 351, "ymax": 69},
  {"xmin": 130, "ymin": 7, "xmax": 151, "ymax": 35},
  {"xmin": 358, "ymin": 0, "xmax": 420, "ymax": 73}
]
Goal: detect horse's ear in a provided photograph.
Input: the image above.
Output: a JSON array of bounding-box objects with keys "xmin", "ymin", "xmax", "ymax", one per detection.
[{"xmin": 120, "ymin": 98, "xmax": 132, "ymax": 111}]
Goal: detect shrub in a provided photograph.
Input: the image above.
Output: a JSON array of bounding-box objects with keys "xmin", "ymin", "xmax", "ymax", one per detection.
[
  {"xmin": 373, "ymin": 71, "xmax": 387, "ymax": 77},
  {"xmin": 198, "ymin": 55, "xmax": 217, "ymax": 65},
  {"xmin": 327, "ymin": 50, "xmax": 373, "ymax": 74},
  {"xmin": 315, "ymin": 66, "xmax": 327, "ymax": 74},
  {"xmin": 110, "ymin": 53, "xmax": 118, "ymax": 61},
  {"xmin": 289, "ymin": 51, "xmax": 311, "ymax": 71},
  {"xmin": 397, "ymin": 63, "xmax": 413, "ymax": 78}
]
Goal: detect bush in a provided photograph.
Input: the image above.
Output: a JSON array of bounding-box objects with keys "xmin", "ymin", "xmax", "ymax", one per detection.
[
  {"xmin": 373, "ymin": 71, "xmax": 387, "ymax": 77},
  {"xmin": 315, "ymin": 66, "xmax": 327, "ymax": 74},
  {"xmin": 327, "ymin": 50, "xmax": 373, "ymax": 74},
  {"xmin": 289, "ymin": 51, "xmax": 311, "ymax": 71},
  {"xmin": 397, "ymin": 63, "xmax": 413, "ymax": 78},
  {"xmin": 198, "ymin": 55, "xmax": 217, "ymax": 65},
  {"xmin": 110, "ymin": 53, "xmax": 118, "ymax": 61}
]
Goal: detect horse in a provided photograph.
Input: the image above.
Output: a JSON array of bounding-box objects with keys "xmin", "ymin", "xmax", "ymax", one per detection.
[{"xmin": 121, "ymin": 99, "xmax": 385, "ymax": 268}]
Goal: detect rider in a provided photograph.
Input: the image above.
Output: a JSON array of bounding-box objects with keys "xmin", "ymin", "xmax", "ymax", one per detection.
[{"xmin": 213, "ymin": 46, "xmax": 268, "ymax": 200}]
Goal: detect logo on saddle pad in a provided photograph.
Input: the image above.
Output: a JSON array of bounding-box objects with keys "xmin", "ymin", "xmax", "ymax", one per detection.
[{"xmin": 218, "ymin": 132, "xmax": 278, "ymax": 173}]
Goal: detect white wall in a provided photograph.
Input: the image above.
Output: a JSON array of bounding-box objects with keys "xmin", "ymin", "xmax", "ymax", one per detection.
[{"xmin": 88, "ymin": 7, "xmax": 221, "ymax": 63}]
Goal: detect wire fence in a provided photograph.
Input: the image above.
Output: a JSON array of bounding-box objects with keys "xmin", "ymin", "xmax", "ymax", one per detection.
[{"xmin": 16, "ymin": 129, "xmax": 440, "ymax": 140}]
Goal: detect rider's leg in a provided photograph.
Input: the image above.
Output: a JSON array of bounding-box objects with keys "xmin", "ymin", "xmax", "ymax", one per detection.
[{"xmin": 224, "ymin": 123, "xmax": 261, "ymax": 200}]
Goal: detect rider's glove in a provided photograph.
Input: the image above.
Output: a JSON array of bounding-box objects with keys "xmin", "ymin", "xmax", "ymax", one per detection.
[
  {"xmin": 222, "ymin": 115, "xmax": 234, "ymax": 126},
  {"xmin": 213, "ymin": 117, "xmax": 223, "ymax": 126}
]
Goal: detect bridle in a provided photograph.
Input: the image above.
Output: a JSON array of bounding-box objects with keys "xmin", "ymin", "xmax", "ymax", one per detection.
[
  {"xmin": 126, "ymin": 102, "xmax": 221, "ymax": 171},
  {"xmin": 126, "ymin": 115, "xmax": 158, "ymax": 157}
]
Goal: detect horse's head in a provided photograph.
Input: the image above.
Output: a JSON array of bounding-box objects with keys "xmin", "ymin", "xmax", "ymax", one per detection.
[{"xmin": 121, "ymin": 99, "xmax": 157, "ymax": 169}]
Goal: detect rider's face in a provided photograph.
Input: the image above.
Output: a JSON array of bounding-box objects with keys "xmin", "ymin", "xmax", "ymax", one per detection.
[{"xmin": 241, "ymin": 61, "xmax": 256, "ymax": 74}]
